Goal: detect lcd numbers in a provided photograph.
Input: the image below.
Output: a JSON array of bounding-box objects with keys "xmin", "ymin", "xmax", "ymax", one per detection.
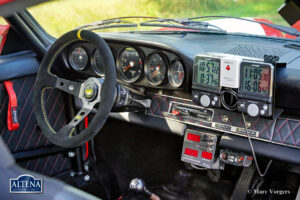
[
  {"xmin": 195, "ymin": 58, "xmax": 220, "ymax": 87},
  {"xmin": 241, "ymin": 65, "xmax": 271, "ymax": 95}
]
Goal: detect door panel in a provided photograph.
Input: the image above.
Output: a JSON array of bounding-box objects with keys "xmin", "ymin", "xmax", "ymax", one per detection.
[{"xmin": 0, "ymin": 52, "xmax": 71, "ymax": 176}]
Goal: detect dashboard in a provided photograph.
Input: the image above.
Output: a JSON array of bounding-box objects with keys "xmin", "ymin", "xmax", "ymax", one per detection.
[{"xmin": 57, "ymin": 31, "xmax": 300, "ymax": 166}]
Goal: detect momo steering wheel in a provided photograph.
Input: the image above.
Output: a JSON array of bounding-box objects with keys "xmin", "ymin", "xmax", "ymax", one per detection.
[{"xmin": 34, "ymin": 30, "xmax": 116, "ymax": 148}]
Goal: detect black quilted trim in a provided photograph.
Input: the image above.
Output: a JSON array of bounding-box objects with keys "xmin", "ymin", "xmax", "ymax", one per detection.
[
  {"xmin": 273, "ymin": 118, "xmax": 300, "ymax": 147},
  {"xmin": 0, "ymin": 75, "xmax": 71, "ymax": 176}
]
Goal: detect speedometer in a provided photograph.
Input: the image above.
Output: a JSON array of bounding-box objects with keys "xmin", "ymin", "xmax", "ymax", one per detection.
[
  {"xmin": 145, "ymin": 53, "xmax": 167, "ymax": 86},
  {"xmin": 117, "ymin": 47, "xmax": 143, "ymax": 83},
  {"xmin": 168, "ymin": 60, "xmax": 185, "ymax": 88},
  {"xmin": 69, "ymin": 46, "xmax": 89, "ymax": 71}
]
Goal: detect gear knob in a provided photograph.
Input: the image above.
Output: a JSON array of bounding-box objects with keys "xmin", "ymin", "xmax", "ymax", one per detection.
[
  {"xmin": 129, "ymin": 178, "xmax": 146, "ymax": 193},
  {"xmin": 128, "ymin": 178, "xmax": 160, "ymax": 200}
]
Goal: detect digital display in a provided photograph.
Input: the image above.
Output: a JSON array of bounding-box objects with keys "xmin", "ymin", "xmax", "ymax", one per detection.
[
  {"xmin": 194, "ymin": 57, "xmax": 220, "ymax": 87},
  {"xmin": 240, "ymin": 64, "xmax": 271, "ymax": 95}
]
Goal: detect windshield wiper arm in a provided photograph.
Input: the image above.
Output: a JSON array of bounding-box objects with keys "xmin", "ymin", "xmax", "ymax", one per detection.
[
  {"xmin": 189, "ymin": 16, "xmax": 300, "ymax": 37},
  {"xmin": 139, "ymin": 18, "xmax": 226, "ymax": 34},
  {"xmin": 76, "ymin": 19, "xmax": 138, "ymax": 30}
]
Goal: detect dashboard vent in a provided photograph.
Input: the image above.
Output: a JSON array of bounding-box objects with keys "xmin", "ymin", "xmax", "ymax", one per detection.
[{"xmin": 225, "ymin": 44, "xmax": 289, "ymax": 59}]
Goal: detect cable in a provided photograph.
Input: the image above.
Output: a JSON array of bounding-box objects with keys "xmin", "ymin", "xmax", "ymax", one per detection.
[
  {"xmin": 191, "ymin": 164, "xmax": 207, "ymax": 170},
  {"xmin": 242, "ymin": 112, "xmax": 272, "ymax": 177}
]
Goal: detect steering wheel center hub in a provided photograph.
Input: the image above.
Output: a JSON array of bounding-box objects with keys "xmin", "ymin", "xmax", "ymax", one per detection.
[{"xmin": 84, "ymin": 83, "xmax": 98, "ymax": 101}]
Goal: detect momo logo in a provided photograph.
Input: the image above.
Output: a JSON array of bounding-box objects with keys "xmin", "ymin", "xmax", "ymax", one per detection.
[{"xmin": 10, "ymin": 174, "xmax": 43, "ymax": 193}]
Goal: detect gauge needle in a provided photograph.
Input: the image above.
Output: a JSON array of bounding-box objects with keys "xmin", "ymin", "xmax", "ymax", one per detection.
[
  {"xmin": 152, "ymin": 65, "xmax": 160, "ymax": 77},
  {"xmin": 179, "ymin": 72, "xmax": 184, "ymax": 80},
  {"xmin": 123, "ymin": 61, "xmax": 135, "ymax": 72},
  {"xmin": 123, "ymin": 65, "xmax": 131, "ymax": 72}
]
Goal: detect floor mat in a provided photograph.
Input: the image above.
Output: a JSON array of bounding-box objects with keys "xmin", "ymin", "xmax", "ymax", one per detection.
[{"xmin": 93, "ymin": 118, "xmax": 235, "ymax": 199}]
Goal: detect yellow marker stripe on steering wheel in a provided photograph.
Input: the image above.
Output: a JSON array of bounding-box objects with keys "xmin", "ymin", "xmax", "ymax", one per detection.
[{"xmin": 77, "ymin": 29, "xmax": 83, "ymax": 40}]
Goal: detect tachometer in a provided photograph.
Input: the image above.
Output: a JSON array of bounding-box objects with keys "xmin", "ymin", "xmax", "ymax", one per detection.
[
  {"xmin": 168, "ymin": 60, "xmax": 185, "ymax": 88},
  {"xmin": 145, "ymin": 53, "xmax": 167, "ymax": 86},
  {"xmin": 117, "ymin": 47, "xmax": 143, "ymax": 83},
  {"xmin": 69, "ymin": 46, "xmax": 89, "ymax": 71},
  {"xmin": 91, "ymin": 49, "xmax": 104, "ymax": 76}
]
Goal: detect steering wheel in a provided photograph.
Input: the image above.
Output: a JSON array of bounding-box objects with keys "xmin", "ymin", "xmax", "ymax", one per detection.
[{"xmin": 34, "ymin": 30, "xmax": 116, "ymax": 148}]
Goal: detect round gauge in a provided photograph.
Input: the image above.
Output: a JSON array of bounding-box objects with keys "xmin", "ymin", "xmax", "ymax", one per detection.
[
  {"xmin": 69, "ymin": 46, "xmax": 89, "ymax": 71},
  {"xmin": 168, "ymin": 60, "xmax": 185, "ymax": 88},
  {"xmin": 91, "ymin": 49, "xmax": 104, "ymax": 76},
  {"xmin": 117, "ymin": 47, "xmax": 143, "ymax": 83},
  {"xmin": 145, "ymin": 53, "xmax": 167, "ymax": 86}
]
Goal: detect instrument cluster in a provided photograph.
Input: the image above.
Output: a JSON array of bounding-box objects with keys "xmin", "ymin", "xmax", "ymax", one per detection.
[{"xmin": 65, "ymin": 42, "xmax": 186, "ymax": 89}]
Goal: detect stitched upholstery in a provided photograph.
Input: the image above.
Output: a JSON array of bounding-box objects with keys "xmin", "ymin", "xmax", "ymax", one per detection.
[
  {"xmin": 273, "ymin": 118, "xmax": 300, "ymax": 147},
  {"xmin": 0, "ymin": 75, "xmax": 71, "ymax": 176}
]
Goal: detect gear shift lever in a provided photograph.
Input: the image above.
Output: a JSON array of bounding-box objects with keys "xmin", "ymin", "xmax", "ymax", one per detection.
[{"xmin": 128, "ymin": 178, "xmax": 160, "ymax": 200}]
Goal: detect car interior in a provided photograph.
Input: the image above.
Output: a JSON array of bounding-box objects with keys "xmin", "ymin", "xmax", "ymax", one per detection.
[{"xmin": 1, "ymin": 0, "xmax": 300, "ymax": 200}]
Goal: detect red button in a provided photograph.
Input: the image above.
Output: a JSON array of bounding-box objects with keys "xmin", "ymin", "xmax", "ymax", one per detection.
[
  {"xmin": 184, "ymin": 148, "xmax": 198, "ymax": 157},
  {"xmin": 172, "ymin": 110, "xmax": 179, "ymax": 115},
  {"xmin": 226, "ymin": 65, "xmax": 230, "ymax": 71},
  {"xmin": 187, "ymin": 133, "xmax": 200, "ymax": 142},
  {"xmin": 201, "ymin": 151, "xmax": 213, "ymax": 160}
]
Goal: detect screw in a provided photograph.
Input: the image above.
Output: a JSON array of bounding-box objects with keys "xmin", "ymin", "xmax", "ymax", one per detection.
[
  {"xmin": 84, "ymin": 164, "xmax": 89, "ymax": 171},
  {"xmin": 84, "ymin": 175, "xmax": 90, "ymax": 182},
  {"xmin": 68, "ymin": 152, "xmax": 76, "ymax": 158},
  {"xmin": 68, "ymin": 84, "xmax": 74, "ymax": 91},
  {"xmin": 70, "ymin": 171, "xmax": 75, "ymax": 177}
]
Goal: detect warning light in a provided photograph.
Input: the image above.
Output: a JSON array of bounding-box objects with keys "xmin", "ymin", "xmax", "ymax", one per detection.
[
  {"xmin": 187, "ymin": 133, "xmax": 201, "ymax": 142},
  {"xmin": 226, "ymin": 65, "xmax": 230, "ymax": 71},
  {"xmin": 184, "ymin": 148, "xmax": 198, "ymax": 157},
  {"xmin": 201, "ymin": 151, "xmax": 213, "ymax": 160}
]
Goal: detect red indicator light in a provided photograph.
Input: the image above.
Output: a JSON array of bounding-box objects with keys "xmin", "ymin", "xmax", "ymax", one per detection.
[
  {"xmin": 247, "ymin": 157, "xmax": 253, "ymax": 160},
  {"xmin": 187, "ymin": 133, "xmax": 201, "ymax": 142},
  {"xmin": 172, "ymin": 110, "xmax": 179, "ymax": 116},
  {"xmin": 202, "ymin": 151, "xmax": 213, "ymax": 160},
  {"xmin": 226, "ymin": 65, "xmax": 230, "ymax": 71},
  {"xmin": 184, "ymin": 148, "xmax": 198, "ymax": 157}
]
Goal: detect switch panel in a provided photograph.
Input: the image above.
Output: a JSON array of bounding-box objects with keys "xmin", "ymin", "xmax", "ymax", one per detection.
[
  {"xmin": 181, "ymin": 129, "xmax": 219, "ymax": 169},
  {"xmin": 219, "ymin": 149, "xmax": 253, "ymax": 167}
]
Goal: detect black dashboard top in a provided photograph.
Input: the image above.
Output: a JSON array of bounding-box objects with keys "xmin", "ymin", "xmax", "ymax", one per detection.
[{"xmin": 97, "ymin": 32, "xmax": 300, "ymax": 112}]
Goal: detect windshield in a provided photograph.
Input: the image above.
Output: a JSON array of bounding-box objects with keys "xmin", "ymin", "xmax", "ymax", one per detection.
[{"xmin": 29, "ymin": 0, "xmax": 295, "ymax": 39}]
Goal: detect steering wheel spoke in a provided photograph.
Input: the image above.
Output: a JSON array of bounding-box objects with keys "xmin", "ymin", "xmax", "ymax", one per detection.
[
  {"xmin": 69, "ymin": 101, "xmax": 93, "ymax": 127},
  {"xmin": 55, "ymin": 77, "xmax": 83, "ymax": 97}
]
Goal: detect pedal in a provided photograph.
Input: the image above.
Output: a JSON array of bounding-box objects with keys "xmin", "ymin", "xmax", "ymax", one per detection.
[{"xmin": 230, "ymin": 165, "xmax": 256, "ymax": 200}]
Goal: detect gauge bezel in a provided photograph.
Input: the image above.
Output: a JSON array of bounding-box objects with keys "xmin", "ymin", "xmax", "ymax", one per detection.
[
  {"xmin": 145, "ymin": 52, "xmax": 168, "ymax": 86},
  {"xmin": 168, "ymin": 60, "xmax": 185, "ymax": 88},
  {"xmin": 68, "ymin": 45, "xmax": 89, "ymax": 71},
  {"xmin": 91, "ymin": 49, "xmax": 104, "ymax": 76},
  {"xmin": 116, "ymin": 46, "xmax": 144, "ymax": 83}
]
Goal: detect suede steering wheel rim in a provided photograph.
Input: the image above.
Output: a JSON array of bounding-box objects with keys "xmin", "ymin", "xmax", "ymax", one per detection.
[{"xmin": 34, "ymin": 30, "xmax": 116, "ymax": 148}]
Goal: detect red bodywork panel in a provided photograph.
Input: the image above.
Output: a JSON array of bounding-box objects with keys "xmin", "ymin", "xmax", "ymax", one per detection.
[
  {"xmin": 0, "ymin": 24, "xmax": 9, "ymax": 55},
  {"xmin": 0, "ymin": 0, "xmax": 13, "ymax": 5}
]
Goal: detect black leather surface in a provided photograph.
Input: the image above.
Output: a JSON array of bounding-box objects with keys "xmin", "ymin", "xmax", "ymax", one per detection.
[
  {"xmin": 0, "ymin": 75, "xmax": 71, "ymax": 176},
  {"xmin": 0, "ymin": 51, "xmax": 39, "ymax": 81},
  {"xmin": 273, "ymin": 118, "xmax": 300, "ymax": 147}
]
